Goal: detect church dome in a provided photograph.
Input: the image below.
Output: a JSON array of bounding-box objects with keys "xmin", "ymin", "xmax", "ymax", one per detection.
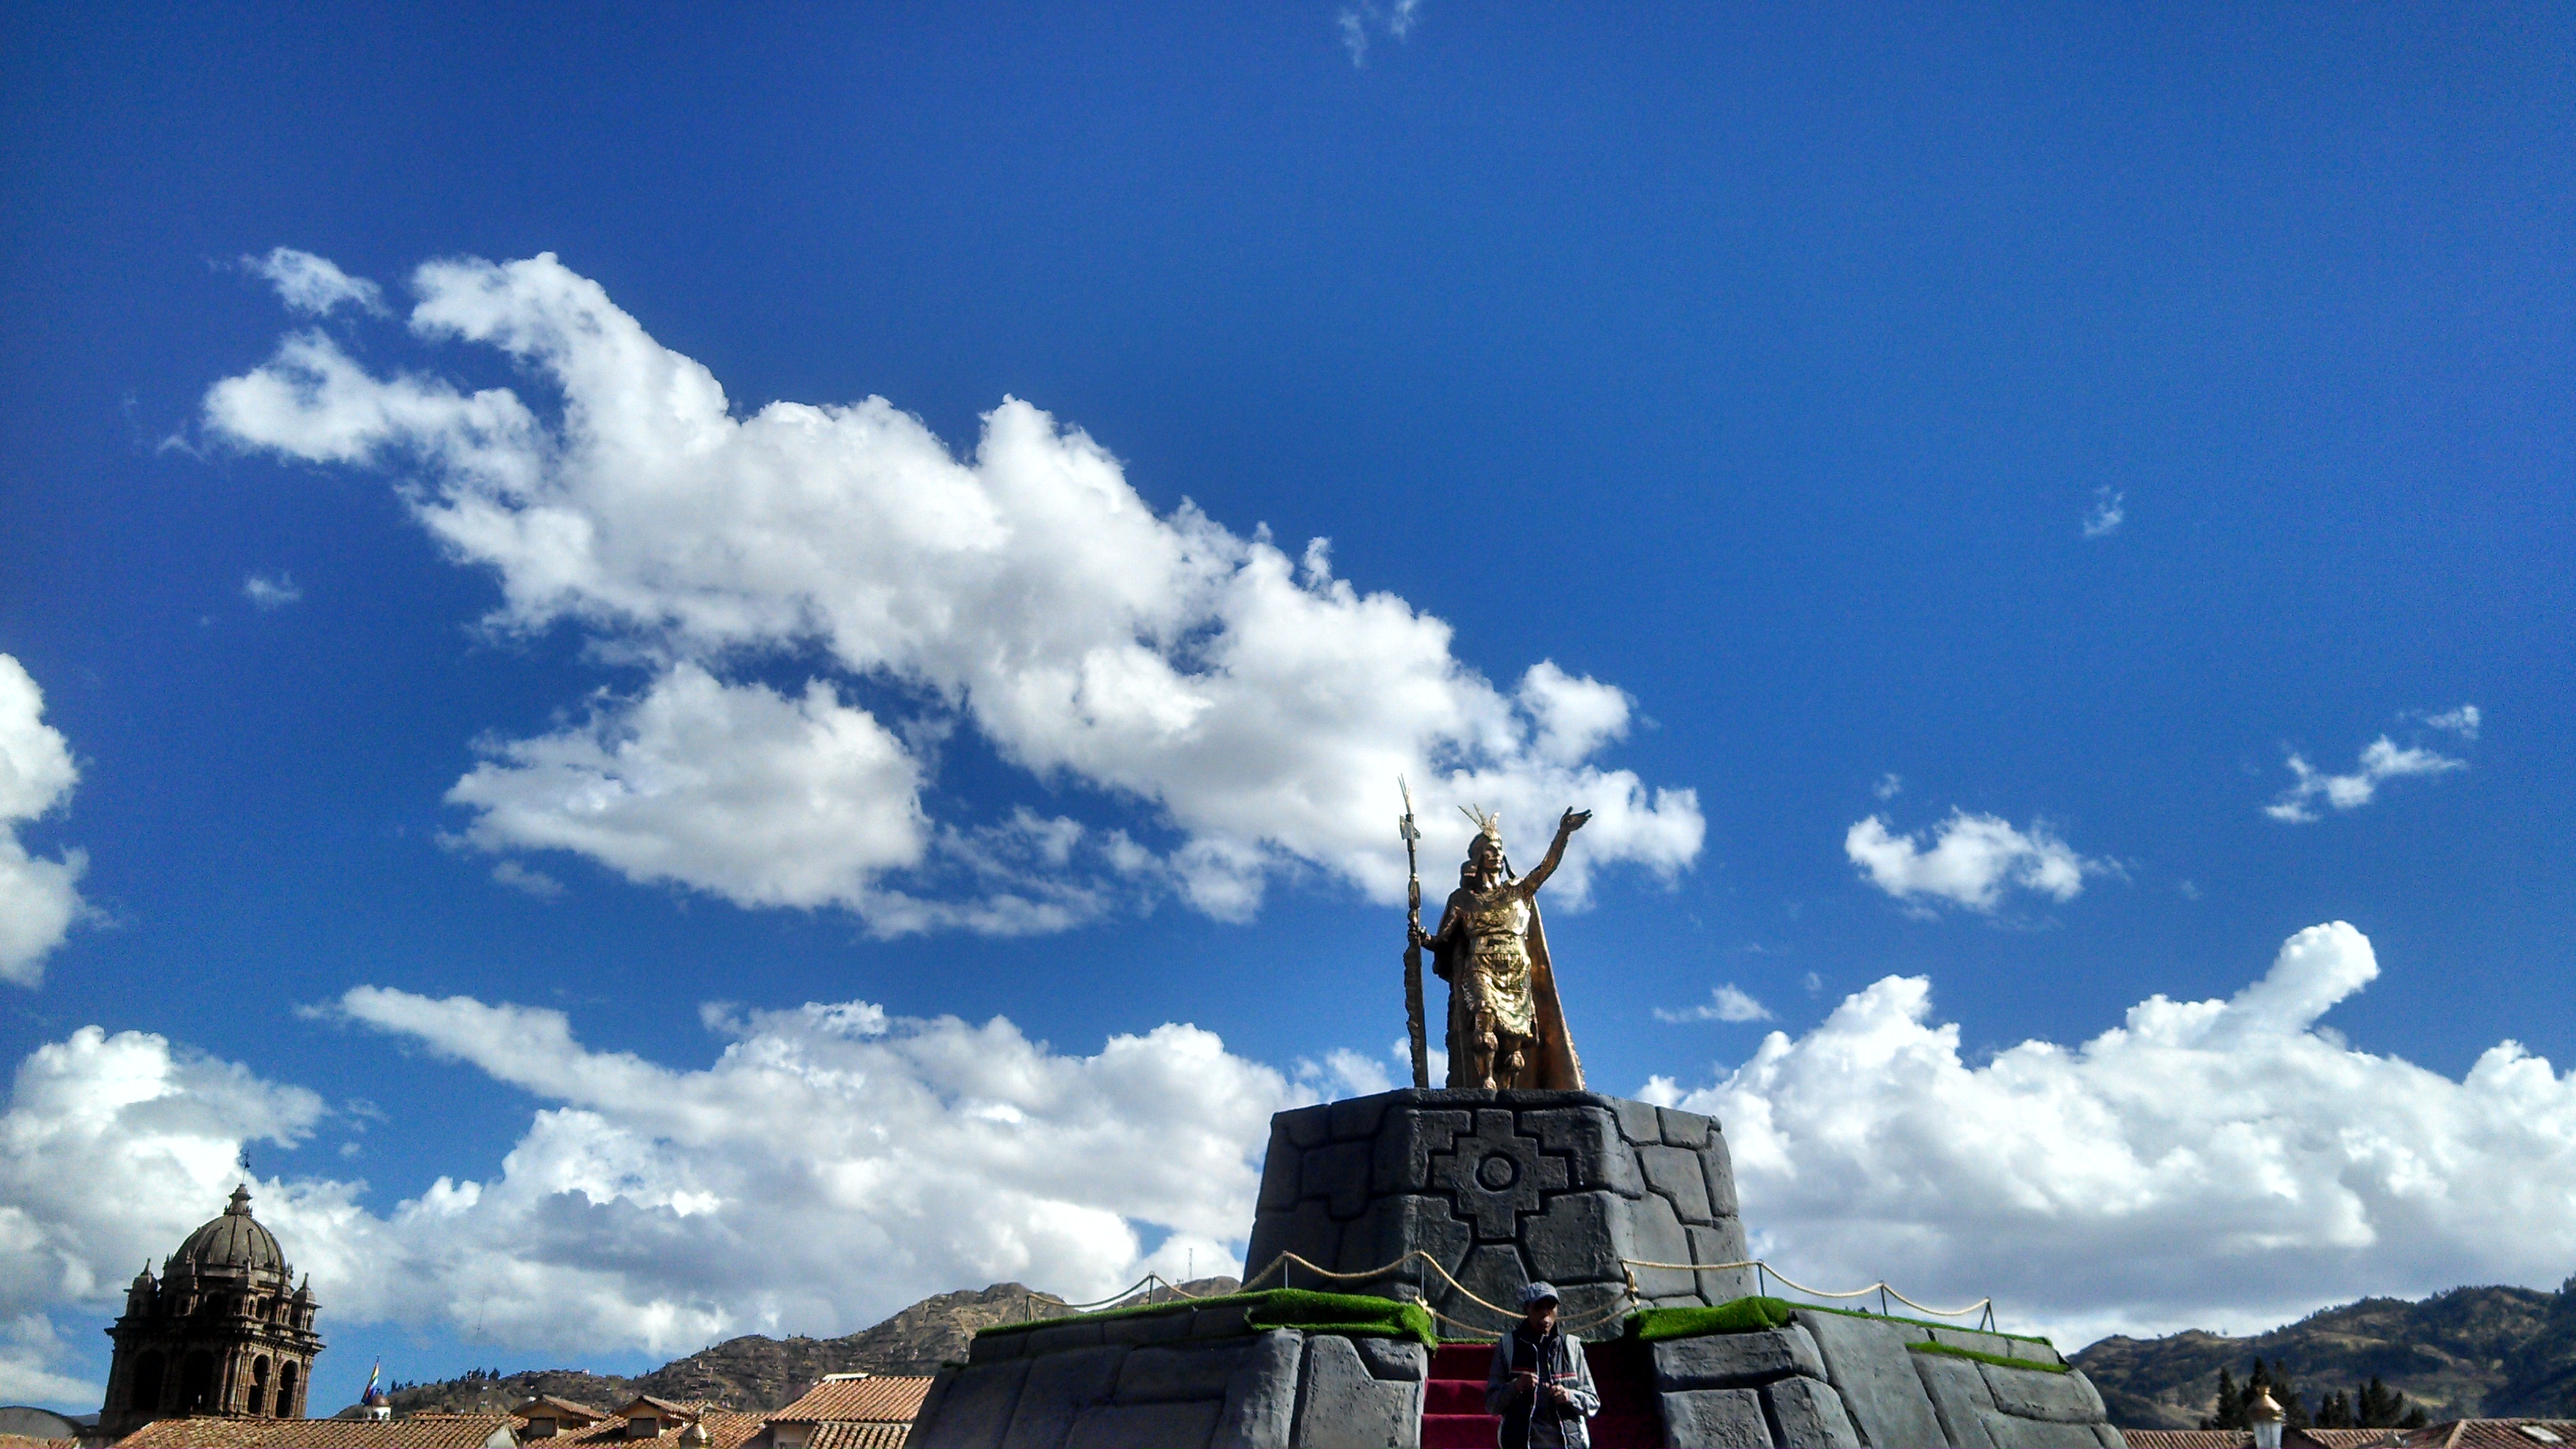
[{"xmin": 168, "ymin": 1185, "xmax": 289, "ymax": 1279}]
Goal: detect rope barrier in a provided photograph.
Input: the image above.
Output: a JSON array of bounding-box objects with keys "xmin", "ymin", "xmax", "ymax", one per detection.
[
  {"xmin": 1242, "ymin": 1249, "xmax": 1993, "ymax": 1332},
  {"xmin": 1028, "ymin": 1252, "xmax": 2001, "ymax": 1340},
  {"xmin": 1612, "ymin": 1259, "xmax": 1994, "ymax": 1321},
  {"xmin": 1240, "ymin": 1249, "xmax": 1527, "ymax": 1324},
  {"xmin": 1039, "ymin": 1270, "xmax": 1224, "ymax": 1315}
]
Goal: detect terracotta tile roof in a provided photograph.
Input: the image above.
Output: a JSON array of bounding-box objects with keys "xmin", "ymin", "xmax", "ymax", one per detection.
[
  {"xmin": 2399, "ymin": 1421, "xmax": 2576, "ymax": 1448},
  {"xmin": 806, "ymin": 1425, "xmax": 908, "ymax": 1449},
  {"xmin": 2120, "ymin": 1422, "xmax": 2576, "ymax": 1449},
  {"xmin": 541, "ymin": 1406, "xmax": 763, "ymax": 1449},
  {"xmin": 116, "ymin": 1415, "xmax": 519, "ymax": 1447},
  {"xmin": 510, "ymin": 1396, "xmax": 612, "ymax": 1424},
  {"xmin": 768, "ymin": 1380, "xmax": 934, "ymax": 1425}
]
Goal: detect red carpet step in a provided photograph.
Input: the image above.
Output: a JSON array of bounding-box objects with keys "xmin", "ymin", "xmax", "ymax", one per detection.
[{"xmin": 1422, "ymin": 1340, "xmax": 1662, "ymax": 1449}]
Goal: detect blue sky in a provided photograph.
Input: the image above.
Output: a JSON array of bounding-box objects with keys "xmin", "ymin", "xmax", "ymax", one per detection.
[{"xmin": 2, "ymin": 1, "xmax": 2571, "ymax": 1415}]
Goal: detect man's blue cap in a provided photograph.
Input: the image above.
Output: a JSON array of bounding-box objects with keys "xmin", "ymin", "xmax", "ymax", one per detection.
[{"xmin": 1519, "ymin": 1282, "xmax": 1560, "ymax": 1307}]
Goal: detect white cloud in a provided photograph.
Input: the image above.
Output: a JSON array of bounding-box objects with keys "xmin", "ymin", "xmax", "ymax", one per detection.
[
  {"xmin": 0, "ymin": 656, "xmax": 89, "ymax": 987},
  {"xmin": 242, "ymin": 571, "xmax": 303, "ymax": 609},
  {"xmin": 245, "ymin": 248, "xmax": 386, "ymax": 317},
  {"xmin": 1407, "ymin": 1037, "xmax": 1450, "ymax": 1089},
  {"xmin": 1297, "ymin": 1048, "xmax": 1395, "ymax": 1100},
  {"xmin": 1844, "ymin": 810, "xmax": 2105, "ymax": 913},
  {"xmin": 1873, "ymin": 773, "xmax": 1903, "ymax": 800},
  {"xmin": 2266, "ymin": 735, "xmax": 2466, "ymax": 824},
  {"xmin": 1645, "ymin": 923, "xmax": 2576, "ymax": 1346},
  {"xmin": 0, "ymin": 995, "xmax": 1302, "ymax": 1372},
  {"xmin": 0, "ymin": 1024, "xmax": 328, "ymax": 1404},
  {"xmin": 1517, "ymin": 661, "xmax": 1633, "ymax": 767},
  {"xmin": 1657, "ymin": 983, "xmax": 1773, "ymax": 1024},
  {"xmin": 446, "ymin": 665, "xmax": 927, "ymax": 913},
  {"xmin": 2410, "ymin": 705, "xmax": 2481, "ymax": 740},
  {"xmin": 202, "ymin": 253, "xmax": 1701, "ymax": 934},
  {"xmin": 1336, "ymin": 0, "xmax": 1422, "ymax": 66},
  {"xmin": 5, "ymin": 925, "xmax": 2570, "ymax": 1378},
  {"xmin": 488, "ymin": 860, "xmax": 564, "ymax": 899},
  {"xmin": 2081, "ymin": 486, "xmax": 2125, "ymax": 538},
  {"xmin": 0, "ymin": 1312, "xmax": 102, "ymax": 1405}
]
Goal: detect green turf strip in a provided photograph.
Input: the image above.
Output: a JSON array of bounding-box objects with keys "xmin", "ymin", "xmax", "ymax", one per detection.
[
  {"xmin": 1245, "ymin": 1288, "xmax": 1436, "ymax": 1346},
  {"xmin": 1623, "ymin": 1297, "xmax": 2054, "ymax": 1348},
  {"xmin": 975, "ymin": 1288, "xmax": 1435, "ymax": 1347},
  {"xmin": 1623, "ymin": 1296, "xmax": 1798, "ymax": 1340},
  {"xmin": 1908, "ymin": 1341, "xmax": 2071, "ymax": 1374}
]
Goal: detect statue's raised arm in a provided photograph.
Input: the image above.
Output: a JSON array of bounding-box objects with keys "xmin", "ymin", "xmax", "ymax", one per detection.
[{"xmin": 1515, "ymin": 807, "xmax": 1591, "ymax": 897}]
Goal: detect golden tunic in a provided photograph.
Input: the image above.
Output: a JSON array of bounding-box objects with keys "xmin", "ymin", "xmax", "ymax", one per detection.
[{"xmin": 1455, "ymin": 883, "xmax": 1538, "ymax": 1039}]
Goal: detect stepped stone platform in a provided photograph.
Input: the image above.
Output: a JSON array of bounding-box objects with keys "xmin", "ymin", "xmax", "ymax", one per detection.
[
  {"xmin": 1646, "ymin": 1309, "xmax": 2121, "ymax": 1448},
  {"xmin": 906, "ymin": 1088, "xmax": 2126, "ymax": 1447},
  {"xmin": 908, "ymin": 1299, "xmax": 1427, "ymax": 1449}
]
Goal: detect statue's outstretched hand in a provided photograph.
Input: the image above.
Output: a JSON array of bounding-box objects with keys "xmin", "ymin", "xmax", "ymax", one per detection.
[{"xmin": 1559, "ymin": 807, "xmax": 1592, "ymax": 835}]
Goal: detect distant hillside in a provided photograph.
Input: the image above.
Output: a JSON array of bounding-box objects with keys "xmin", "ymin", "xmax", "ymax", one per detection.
[
  {"xmin": 384, "ymin": 1277, "xmax": 1239, "ymax": 1417},
  {"xmin": 2074, "ymin": 1281, "xmax": 2576, "ymax": 1429}
]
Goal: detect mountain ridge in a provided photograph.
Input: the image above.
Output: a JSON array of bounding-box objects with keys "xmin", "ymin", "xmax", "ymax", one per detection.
[
  {"xmin": 2072, "ymin": 1281, "xmax": 2576, "ymax": 1429},
  {"xmin": 384, "ymin": 1277, "xmax": 1239, "ymax": 1417}
]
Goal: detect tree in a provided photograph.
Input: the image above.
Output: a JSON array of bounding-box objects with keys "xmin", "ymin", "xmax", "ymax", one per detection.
[
  {"xmin": 2356, "ymin": 1375, "xmax": 2423, "ymax": 1429},
  {"xmin": 2202, "ymin": 1359, "xmax": 2311, "ymax": 1431},
  {"xmin": 2316, "ymin": 1389, "xmax": 2354, "ymax": 1428},
  {"xmin": 2203, "ymin": 1367, "xmax": 2244, "ymax": 1430},
  {"xmin": 2271, "ymin": 1363, "xmax": 2312, "ymax": 1428}
]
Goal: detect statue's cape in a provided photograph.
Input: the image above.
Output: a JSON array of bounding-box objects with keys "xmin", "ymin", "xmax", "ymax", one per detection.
[
  {"xmin": 1436, "ymin": 890, "xmax": 1585, "ymax": 1091},
  {"xmin": 1525, "ymin": 897, "xmax": 1586, "ymax": 1091}
]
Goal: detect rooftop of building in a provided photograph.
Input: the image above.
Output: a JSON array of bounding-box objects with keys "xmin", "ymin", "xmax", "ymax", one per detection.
[
  {"xmin": 115, "ymin": 1413, "xmax": 517, "ymax": 1448},
  {"xmin": 763, "ymin": 1377, "xmax": 934, "ymax": 1427},
  {"xmin": 524, "ymin": 1403, "xmax": 764, "ymax": 1448},
  {"xmin": 803, "ymin": 1424, "xmax": 909, "ymax": 1449},
  {"xmin": 2124, "ymin": 1422, "xmax": 2576, "ymax": 1449}
]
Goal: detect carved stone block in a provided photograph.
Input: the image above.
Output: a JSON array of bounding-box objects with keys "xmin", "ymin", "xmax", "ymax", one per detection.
[{"xmin": 1242, "ymin": 1089, "xmax": 1746, "ymax": 1334}]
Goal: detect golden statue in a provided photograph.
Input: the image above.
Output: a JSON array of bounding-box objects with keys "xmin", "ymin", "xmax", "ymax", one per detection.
[{"xmin": 1410, "ymin": 805, "xmax": 1589, "ymax": 1091}]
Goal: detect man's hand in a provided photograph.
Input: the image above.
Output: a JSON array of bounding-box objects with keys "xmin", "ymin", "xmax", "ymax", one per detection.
[
  {"xmin": 1511, "ymin": 1368, "xmax": 1538, "ymax": 1401},
  {"xmin": 1548, "ymin": 1382, "xmax": 1573, "ymax": 1406},
  {"xmin": 1557, "ymin": 807, "xmax": 1591, "ymax": 837}
]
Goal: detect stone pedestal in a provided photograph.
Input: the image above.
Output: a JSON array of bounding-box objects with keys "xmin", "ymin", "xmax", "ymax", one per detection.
[
  {"xmin": 1241, "ymin": 1090, "xmax": 1754, "ymax": 1335},
  {"xmin": 912, "ymin": 1312, "xmax": 1427, "ymax": 1449},
  {"xmin": 1647, "ymin": 1315, "xmax": 2124, "ymax": 1448},
  {"xmin": 911, "ymin": 1085, "xmax": 2132, "ymax": 1448}
]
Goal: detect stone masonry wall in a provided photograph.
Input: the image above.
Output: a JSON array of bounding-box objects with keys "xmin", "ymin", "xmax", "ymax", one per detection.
[
  {"xmin": 1652, "ymin": 1312, "xmax": 2126, "ymax": 1447},
  {"xmin": 908, "ymin": 1299, "xmax": 1425, "ymax": 1449},
  {"xmin": 911, "ymin": 1087, "xmax": 2126, "ymax": 1448},
  {"xmin": 1243, "ymin": 1090, "xmax": 1754, "ymax": 1335}
]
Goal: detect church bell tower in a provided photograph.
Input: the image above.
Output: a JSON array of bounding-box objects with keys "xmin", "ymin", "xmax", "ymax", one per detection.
[{"xmin": 98, "ymin": 1186, "xmax": 323, "ymax": 1440}]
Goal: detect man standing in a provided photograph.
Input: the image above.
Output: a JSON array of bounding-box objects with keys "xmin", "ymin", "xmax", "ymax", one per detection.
[{"xmin": 1486, "ymin": 1282, "xmax": 1600, "ymax": 1449}]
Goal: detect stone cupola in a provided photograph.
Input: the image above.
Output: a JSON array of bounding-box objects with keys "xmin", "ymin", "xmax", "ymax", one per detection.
[{"xmin": 98, "ymin": 1185, "xmax": 324, "ymax": 1440}]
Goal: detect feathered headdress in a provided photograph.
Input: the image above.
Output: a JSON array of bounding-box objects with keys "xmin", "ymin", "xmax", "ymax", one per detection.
[
  {"xmin": 1460, "ymin": 805, "xmax": 1503, "ymax": 848},
  {"xmin": 1458, "ymin": 804, "xmax": 1515, "ymax": 882}
]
